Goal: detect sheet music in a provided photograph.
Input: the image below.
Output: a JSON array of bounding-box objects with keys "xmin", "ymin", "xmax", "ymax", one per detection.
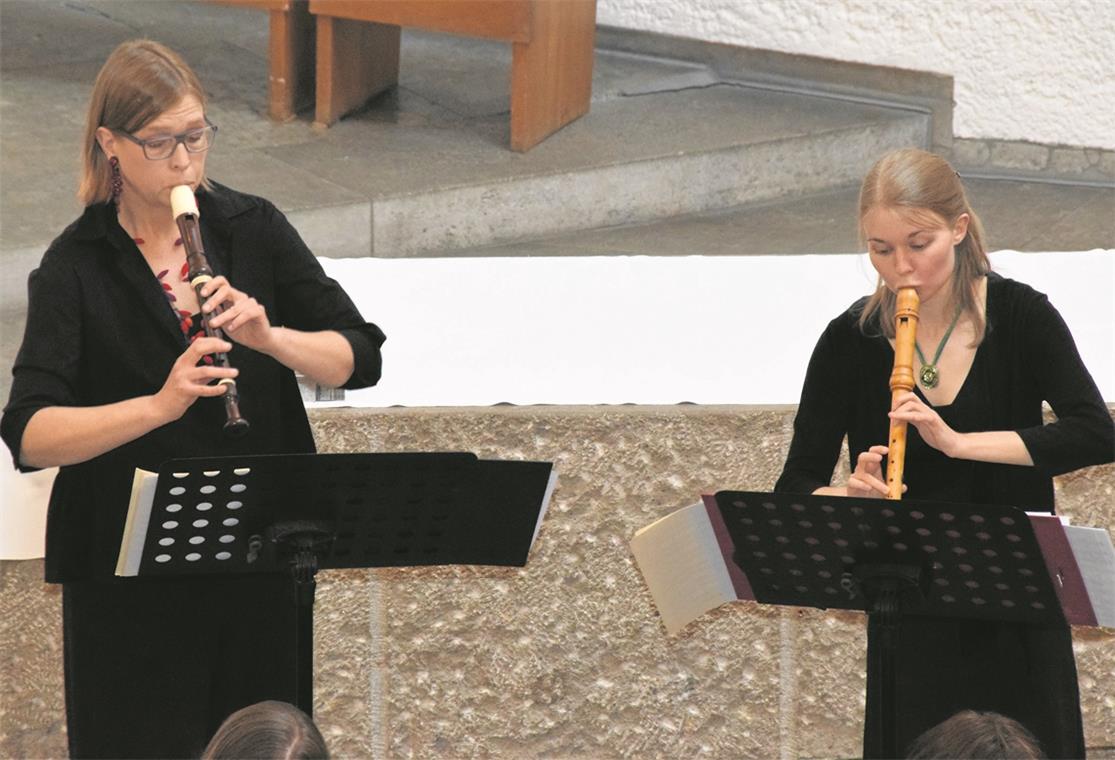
[
  {"xmin": 1064, "ymin": 526, "xmax": 1115, "ymax": 629},
  {"xmin": 631, "ymin": 502, "xmax": 739, "ymax": 635},
  {"xmin": 115, "ymin": 469, "xmax": 158, "ymax": 577}
]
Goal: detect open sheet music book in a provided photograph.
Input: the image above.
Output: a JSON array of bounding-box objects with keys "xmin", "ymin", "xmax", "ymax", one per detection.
[
  {"xmin": 632, "ymin": 495, "xmax": 1115, "ymax": 635},
  {"xmin": 117, "ymin": 454, "xmax": 557, "ymax": 578},
  {"xmin": 630, "ymin": 496, "xmax": 752, "ymax": 635},
  {"xmin": 116, "ymin": 468, "xmax": 159, "ymax": 576}
]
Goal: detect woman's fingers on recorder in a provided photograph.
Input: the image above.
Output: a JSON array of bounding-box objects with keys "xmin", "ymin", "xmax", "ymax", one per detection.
[
  {"xmin": 188, "ymin": 336, "xmax": 232, "ymax": 358},
  {"xmin": 849, "ymin": 449, "xmax": 889, "ymax": 496}
]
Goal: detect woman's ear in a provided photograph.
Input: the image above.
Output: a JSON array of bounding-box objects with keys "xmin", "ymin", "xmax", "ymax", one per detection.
[
  {"xmin": 94, "ymin": 126, "xmax": 116, "ymax": 159},
  {"xmin": 952, "ymin": 213, "xmax": 970, "ymax": 244}
]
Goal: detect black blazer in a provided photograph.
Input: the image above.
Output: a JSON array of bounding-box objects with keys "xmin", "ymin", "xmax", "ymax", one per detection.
[{"xmin": 2, "ymin": 182, "xmax": 385, "ymax": 582}]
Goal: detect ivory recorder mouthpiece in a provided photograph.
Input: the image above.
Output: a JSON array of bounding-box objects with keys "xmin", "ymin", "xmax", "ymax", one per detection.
[{"xmin": 170, "ymin": 185, "xmax": 199, "ymax": 219}]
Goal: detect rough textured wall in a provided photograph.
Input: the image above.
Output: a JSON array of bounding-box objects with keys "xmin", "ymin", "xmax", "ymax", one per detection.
[
  {"xmin": 2, "ymin": 406, "xmax": 1113, "ymax": 758},
  {"xmin": 597, "ymin": 0, "xmax": 1115, "ymax": 151}
]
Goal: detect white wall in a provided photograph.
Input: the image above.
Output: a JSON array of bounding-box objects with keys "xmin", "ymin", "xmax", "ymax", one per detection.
[{"xmin": 598, "ymin": 0, "xmax": 1115, "ymax": 151}]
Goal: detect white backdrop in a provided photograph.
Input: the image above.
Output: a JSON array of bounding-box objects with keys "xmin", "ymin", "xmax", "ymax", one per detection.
[
  {"xmin": 324, "ymin": 250, "xmax": 1115, "ymax": 407},
  {"xmin": 2, "ymin": 249, "xmax": 1112, "ymax": 559}
]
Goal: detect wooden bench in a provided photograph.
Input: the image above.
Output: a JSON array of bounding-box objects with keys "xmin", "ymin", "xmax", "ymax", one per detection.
[
  {"xmin": 210, "ymin": 0, "xmax": 316, "ymax": 121},
  {"xmin": 308, "ymin": 0, "xmax": 596, "ymax": 151}
]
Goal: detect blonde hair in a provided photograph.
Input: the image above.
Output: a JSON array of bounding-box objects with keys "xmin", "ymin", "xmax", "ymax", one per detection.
[
  {"xmin": 78, "ymin": 40, "xmax": 211, "ymax": 206},
  {"xmin": 857, "ymin": 148, "xmax": 991, "ymax": 343}
]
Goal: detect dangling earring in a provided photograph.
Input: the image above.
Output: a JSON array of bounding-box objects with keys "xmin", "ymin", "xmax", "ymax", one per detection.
[{"xmin": 109, "ymin": 155, "xmax": 123, "ymax": 204}]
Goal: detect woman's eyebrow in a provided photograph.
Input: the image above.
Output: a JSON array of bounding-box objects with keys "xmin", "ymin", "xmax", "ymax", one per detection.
[{"xmin": 139, "ymin": 117, "xmax": 206, "ymax": 135}]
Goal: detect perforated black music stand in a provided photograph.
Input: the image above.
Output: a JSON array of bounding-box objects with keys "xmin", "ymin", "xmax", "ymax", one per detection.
[
  {"xmin": 712, "ymin": 490, "xmax": 1061, "ymax": 760},
  {"xmin": 117, "ymin": 452, "xmax": 556, "ymax": 716}
]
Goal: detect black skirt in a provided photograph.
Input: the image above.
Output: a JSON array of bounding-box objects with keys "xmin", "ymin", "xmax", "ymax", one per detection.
[
  {"xmin": 62, "ymin": 573, "xmax": 299, "ymax": 759},
  {"xmin": 865, "ymin": 614, "xmax": 1085, "ymax": 759}
]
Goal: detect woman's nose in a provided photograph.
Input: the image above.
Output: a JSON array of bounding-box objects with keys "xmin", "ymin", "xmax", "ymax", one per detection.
[
  {"xmin": 168, "ymin": 141, "xmax": 191, "ymax": 169},
  {"xmin": 893, "ymin": 250, "xmax": 916, "ymax": 274}
]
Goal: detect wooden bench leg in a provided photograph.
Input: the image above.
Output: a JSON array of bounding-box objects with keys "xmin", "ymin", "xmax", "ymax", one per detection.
[
  {"xmin": 314, "ymin": 14, "xmax": 402, "ymax": 129},
  {"xmin": 509, "ymin": 0, "xmax": 596, "ymax": 151},
  {"xmin": 268, "ymin": 1, "xmax": 315, "ymax": 121}
]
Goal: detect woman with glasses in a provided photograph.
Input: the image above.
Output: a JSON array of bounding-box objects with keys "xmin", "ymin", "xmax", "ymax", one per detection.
[{"xmin": 1, "ymin": 40, "xmax": 385, "ymax": 758}]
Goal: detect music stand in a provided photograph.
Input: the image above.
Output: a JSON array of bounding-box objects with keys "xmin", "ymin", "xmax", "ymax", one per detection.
[
  {"xmin": 712, "ymin": 490, "xmax": 1061, "ymax": 760},
  {"xmin": 116, "ymin": 452, "xmax": 557, "ymax": 716}
]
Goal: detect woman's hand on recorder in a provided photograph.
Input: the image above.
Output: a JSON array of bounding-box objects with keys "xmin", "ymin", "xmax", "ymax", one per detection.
[
  {"xmin": 17, "ymin": 338, "xmax": 237, "ymax": 469},
  {"xmin": 889, "ymin": 391, "xmax": 1035, "ymax": 466},
  {"xmin": 198, "ymin": 276, "xmax": 356, "ymax": 388},
  {"xmin": 812, "ymin": 445, "xmax": 903, "ymax": 498},
  {"xmin": 152, "ymin": 336, "xmax": 238, "ymax": 422},
  {"xmin": 200, "ymin": 276, "xmax": 276, "ymax": 353},
  {"xmin": 889, "ymin": 391, "xmax": 961, "ymax": 457},
  {"xmin": 847, "ymin": 445, "xmax": 898, "ymax": 498}
]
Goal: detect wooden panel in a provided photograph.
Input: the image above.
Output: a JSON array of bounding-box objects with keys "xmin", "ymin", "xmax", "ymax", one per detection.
[
  {"xmin": 314, "ymin": 15, "xmax": 401, "ymax": 128},
  {"xmin": 208, "ymin": 0, "xmax": 312, "ymax": 120},
  {"xmin": 309, "ymin": 0, "xmax": 531, "ymax": 42},
  {"xmin": 509, "ymin": 0, "xmax": 596, "ymax": 151},
  {"xmin": 268, "ymin": 4, "xmax": 315, "ymax": 120}
]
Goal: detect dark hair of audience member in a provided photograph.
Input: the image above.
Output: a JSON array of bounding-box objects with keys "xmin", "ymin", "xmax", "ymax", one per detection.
[
  {"xmin": 906, "ymin": 710, "xmax": 1046, "ymax": 759},
  {"xmin": 201, "ymin": 700, "xmax": 329, "ymax": 760}
]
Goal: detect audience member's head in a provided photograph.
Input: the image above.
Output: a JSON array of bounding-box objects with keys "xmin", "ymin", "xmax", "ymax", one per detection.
[
  {"xmin": 202, "ymin": 700, "xmax": 329, "ymax": 759},
  {"xmin": 906, "ymin": 710, "xmax": 1045, "ymax": 759}
]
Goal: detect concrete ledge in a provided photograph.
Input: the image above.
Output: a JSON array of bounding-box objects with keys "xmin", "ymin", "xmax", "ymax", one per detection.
[
  {"xmin": 952, "ymin": 137, "xmax": 1115, "ymax": 186},
  {"xmin": 595, "ymin": 25, "xmax": 955, "ymax": 154},
  {"xmin": 3, "ymin": 404, "xmax": 1112, "ymax": 758}
]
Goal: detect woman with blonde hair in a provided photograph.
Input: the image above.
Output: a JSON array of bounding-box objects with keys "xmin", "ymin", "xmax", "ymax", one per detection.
[
  {"xmin": 775, "ymin": 148, "xmax": 1112, "ymax": 757},
  {"xmin": 2, "ymin": 40, "xmax": 385, "ymax": 757}
]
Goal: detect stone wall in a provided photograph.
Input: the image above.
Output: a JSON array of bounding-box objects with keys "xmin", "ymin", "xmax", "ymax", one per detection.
[{"xmin": 2, "ymin": 405, "xmax": 1113, "ymax": 758}]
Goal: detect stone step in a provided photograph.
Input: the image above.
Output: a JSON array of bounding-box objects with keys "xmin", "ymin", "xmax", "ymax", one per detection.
[
  {"xmin": 339, "ymin": 89, "xmax": 927, "ymax": 258},
  {"xmin": 437, "ymin": 178, "xmax": 1115, "ymax": 259}
]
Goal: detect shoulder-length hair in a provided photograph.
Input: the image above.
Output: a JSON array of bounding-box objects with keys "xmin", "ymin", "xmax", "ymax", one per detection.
[
  {"xmin": 857, "ymin": 148, "xmax": 991, "ymax": 343},
  {"xmin": 78, "ymin": 39, "xmax": 211, "ymax": 206}
]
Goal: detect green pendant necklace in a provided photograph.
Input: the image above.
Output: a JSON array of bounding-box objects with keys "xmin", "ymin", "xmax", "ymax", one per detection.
[{"xmin": 914, "ymin": 306, "xmax": 962, "ymax": 389}]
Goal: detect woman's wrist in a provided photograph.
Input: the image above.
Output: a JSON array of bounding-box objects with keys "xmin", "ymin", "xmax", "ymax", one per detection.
[
  {"xmin": 144, "ymin": 392, "xmax": 178, "ymax": 428},
  {"xmin": 252, "ymin": 325, "xmax": 283, "ymax": 357},
  {"xmin": 943, "ymin": 430, "xmax": 967, "ymax": 459}
]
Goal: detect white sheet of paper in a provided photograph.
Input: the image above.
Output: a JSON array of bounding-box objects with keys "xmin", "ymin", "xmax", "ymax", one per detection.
[
  {"xmin": 1064, "ymin": 525, "xmax": 1115, "ymax": 628},
  {"xmin": 631, "ymin": 502, "xmax": 739, "ymax": 635}
]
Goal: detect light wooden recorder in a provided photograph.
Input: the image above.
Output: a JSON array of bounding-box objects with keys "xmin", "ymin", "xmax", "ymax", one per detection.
[{"xmin": 885, "ymin": 287, "xmax": 919, "ymax": 499}]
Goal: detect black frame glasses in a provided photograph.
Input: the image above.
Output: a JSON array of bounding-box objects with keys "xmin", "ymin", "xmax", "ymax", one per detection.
[{"xmin": 116, "ymin": 120, "xmax": 218, "ymax": 160}]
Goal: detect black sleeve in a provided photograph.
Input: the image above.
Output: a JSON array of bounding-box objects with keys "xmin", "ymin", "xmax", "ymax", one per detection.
[
  {"xmin": 774, "ymin": 316, "xmax": 853, "ymax": 494},
  {"xmin": 1, "ymin": 250, "xmax": 83, "ymax": 471},
  {"xmin": 1014, "ymin": 291, "xmax": 1114, "ymax": 475},
  {"xmin": 263, "ymin": 203, "xmax": 386, "ymax": 390}
]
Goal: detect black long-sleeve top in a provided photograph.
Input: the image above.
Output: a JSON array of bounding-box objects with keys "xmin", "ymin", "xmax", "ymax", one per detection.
[
  {"xmin": 775, "ymin": 272, "xmax": 1113, "ymax": 510},
  {"xmin": 1, "ymin": 182, "xmax": 386, "ymax": 582}
]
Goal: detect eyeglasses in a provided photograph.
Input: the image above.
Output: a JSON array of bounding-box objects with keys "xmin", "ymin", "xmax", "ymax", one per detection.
[{"xmin": 116, "ymin": 121, "xmax": 218, "ymax": 160}]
